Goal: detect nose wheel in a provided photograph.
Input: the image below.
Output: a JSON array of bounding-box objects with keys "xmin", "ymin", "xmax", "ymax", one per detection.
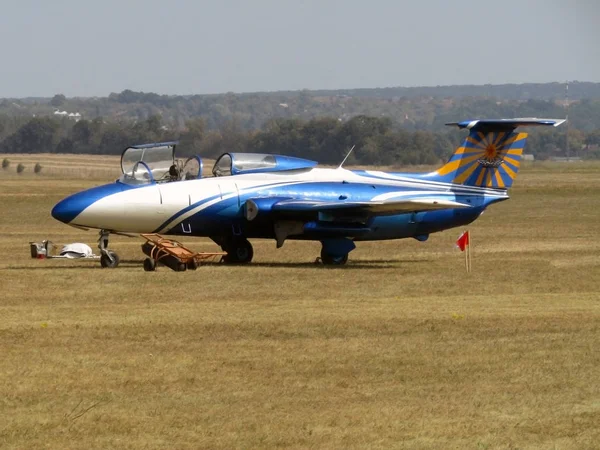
[
  {"xmin": 98, "ymin": 230, "xmax": 120, "ymax": 268},
  {"xmin": 223, "ymin": 238, "xmax": 254, "ymax": 264}
]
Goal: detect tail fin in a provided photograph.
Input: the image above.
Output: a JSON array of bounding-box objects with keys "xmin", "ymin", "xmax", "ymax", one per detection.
[{"xmin": 430, "ymin": 118, "xmax": 565, "ymax": 189}]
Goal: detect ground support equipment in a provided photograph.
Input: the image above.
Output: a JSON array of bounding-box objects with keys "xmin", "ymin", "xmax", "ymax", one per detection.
[
  {"xmin": 29, "ymin": 240, "xmax": 100, "ymax": 261},
  {"xmin": 140, "ymin": 233, "xmax": 225, "ymax": 272}
]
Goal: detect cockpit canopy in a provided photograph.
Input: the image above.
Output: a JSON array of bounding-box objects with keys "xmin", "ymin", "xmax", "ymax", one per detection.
[
  {"xmin": 119, "ymin": 141, "xmax": 203, "ymax": 185},
  {"xmin": 118, "ymin": 144, "xmax": 316, "ymax": 185},
  {"xmin": 212, "ymin": 153, "xmax": 318, "ymax": 177}
]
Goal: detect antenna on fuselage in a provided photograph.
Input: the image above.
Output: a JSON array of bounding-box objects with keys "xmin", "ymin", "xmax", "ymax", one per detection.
[{"xmin": 337, "ymin": 145, "xmax": 356, "ymax": 169}]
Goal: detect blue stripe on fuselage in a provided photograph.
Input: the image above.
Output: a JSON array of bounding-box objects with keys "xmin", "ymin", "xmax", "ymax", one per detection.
[
  {"xmin": 159, "ymin": 180, "xmax": 503, "ymax": 240},
  {"xmin": 154, "ymin": 180, "xmax": 304, "ymax": 233},
  {"xmin": 51, "ymin": 181, "xmax": 136, "ymax": 224}
]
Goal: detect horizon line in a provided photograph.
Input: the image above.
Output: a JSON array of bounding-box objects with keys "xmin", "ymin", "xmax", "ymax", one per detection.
[{"xmin": 3, "ymin": 80, "xmax": 597, "ymax": 101}]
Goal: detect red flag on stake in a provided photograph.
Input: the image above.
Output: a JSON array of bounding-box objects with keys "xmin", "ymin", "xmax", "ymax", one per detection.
[
  {"xmin": 456, "ymin": 230, "xmax": 469, "ymax": 252},
  {"xmin": 456, "ymin": 230, "xmax": 472, "ymax": 272}
]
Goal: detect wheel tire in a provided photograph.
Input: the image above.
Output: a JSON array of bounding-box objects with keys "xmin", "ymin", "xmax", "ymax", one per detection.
[
  {"xmin": 100, "ymin": 251, "xmax": 120, "ymax": 268},
  {"xmin": 223, "ymin": 239, "xmax": 253, "ymax": 264},
  {"xmin": 143, "ymin": 258, "xmax": 156, "ymax": 272},
  {"xmin": 176, "ymin": 262, "xmax": 187, "ymax": 272},
  {"xmin": 320, "ymin": 249, "xmax": 348, "ymax": 266},
  {"xmin": 187, "ymin": 260, "xmax": 198, "ymax": 271}
]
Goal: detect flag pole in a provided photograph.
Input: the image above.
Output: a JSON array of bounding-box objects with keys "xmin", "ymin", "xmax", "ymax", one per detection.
[
  {"xmin": 465, "ymin": 231, "xmax": 469, "ymax": 273},
  {"xmin": 468, "ymin": 231, "xmax": 472, "ymax": 273}
]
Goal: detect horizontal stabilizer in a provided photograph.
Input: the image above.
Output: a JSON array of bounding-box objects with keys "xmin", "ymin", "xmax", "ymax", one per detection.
[
  {"xmin": 272, "ymin": 198, "xmax": 470, "ymax": 216},
  {"xmin": 445, "ymin": 118, "xmax": 566, "ymax": 131}
]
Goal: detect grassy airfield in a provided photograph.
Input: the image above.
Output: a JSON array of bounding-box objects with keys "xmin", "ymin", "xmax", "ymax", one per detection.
[{"xmin": 1, "ymin": 155, "xmax": 599, "ymax": 449}]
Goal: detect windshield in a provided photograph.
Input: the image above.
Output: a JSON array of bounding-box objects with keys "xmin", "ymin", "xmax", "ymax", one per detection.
[
  {"xmin": 233, "ymin": 153, "xmax": 276, "ymax": 173},
  {"xmin": 121, "ymin": 143, "xmax": 175, "ymax": 183},
  {"xmin": 182, "ymin": 156, "xmax": 202, "ymax": 180},
  {"xmin": 212, "ymin": 153, "xmax": 279, "ymax": 176},
  {"xmin": 213, "ymin": 153, "xmax": 232, "ymax": 177},
  {"xmin": 118, "ymin": 161, "xmax": 156, "ymax": 185}
]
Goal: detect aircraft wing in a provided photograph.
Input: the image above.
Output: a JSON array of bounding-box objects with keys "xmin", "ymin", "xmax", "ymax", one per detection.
[
  {"xmin": 271, "ymin": 198, "xmax": 470, "ymax": 215},
  {"xmin": 244, "ymin": 196, "xmax": 471, "ymax": 222}
]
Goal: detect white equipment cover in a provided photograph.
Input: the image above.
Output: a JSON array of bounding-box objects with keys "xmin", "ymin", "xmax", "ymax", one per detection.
[{"xmin": 60, "ymin": 243, "xmax": 93, "ymax": 259}]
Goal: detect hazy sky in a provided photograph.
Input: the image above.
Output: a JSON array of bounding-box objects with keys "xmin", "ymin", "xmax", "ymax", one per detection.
[{"xmin": 1, "ymin": 0, "xmax": 598, "ymax": 97}]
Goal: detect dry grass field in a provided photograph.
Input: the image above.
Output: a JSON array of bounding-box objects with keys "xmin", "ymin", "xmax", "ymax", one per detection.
[{"xmin": 1, "ymin": 156, "xmax": 599, "ymax": 449}]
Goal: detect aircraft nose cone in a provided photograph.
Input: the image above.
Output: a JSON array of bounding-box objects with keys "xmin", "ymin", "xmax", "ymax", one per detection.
[
  {"xmin": 51, "ymin": 196, "xmax": 83, "ymax": 224},
  {"xmin": 51, "ymin": 182, "xmax": 127, "ymax": 225}
]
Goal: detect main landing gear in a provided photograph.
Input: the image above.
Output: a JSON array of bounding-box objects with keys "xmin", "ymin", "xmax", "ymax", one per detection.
[
  {"xmin": 320, "ymin": 248, "xmax": 349, "ymax": 265},
  {"xmin": 212, "ymin": 235, "xmax": 354, "ymax": 266},
  {"xmin": 98, "ymin": 229, "xmax": 120, "ymax": 268},
  {"xmin": 319, "ymin": 239, "xmax": 355, "ymax": 266},
  {"xmin": 222, "ymin": 237, "xmax": 254, "ymax": 264}
]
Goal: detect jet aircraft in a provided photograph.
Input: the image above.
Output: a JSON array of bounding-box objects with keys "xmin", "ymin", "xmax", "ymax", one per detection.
[{"xmin": 51, "ymin": 118, "xmax": 564, "ymax": 267}]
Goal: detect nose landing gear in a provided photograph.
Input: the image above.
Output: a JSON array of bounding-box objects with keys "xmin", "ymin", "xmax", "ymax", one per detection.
[{"xmin": 98, "ymin": 230, "xmax": 120, "ymax": 268}]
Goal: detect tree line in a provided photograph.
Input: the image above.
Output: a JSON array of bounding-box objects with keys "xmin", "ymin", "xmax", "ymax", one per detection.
[
  {"xmin": 1, "ymin": 114, "xmax": 598, "ymax": 164},
  {"xmin": 2, "ymin": 83, "xmax": 600, "ymax": 135}
]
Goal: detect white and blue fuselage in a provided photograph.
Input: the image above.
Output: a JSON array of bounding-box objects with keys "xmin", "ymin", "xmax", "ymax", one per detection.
[
  {"xmin": 53, "ymin": 118, "xmax": 563, "ymax": 265},
  {"xmin": 52, "ymin": 166, "xmax": 504, "ymax": 243}
]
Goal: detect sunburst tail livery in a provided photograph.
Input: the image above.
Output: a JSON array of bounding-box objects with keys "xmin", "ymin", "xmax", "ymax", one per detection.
[{"xmin": 51, "ymin": 118, "xmax": 565, "ymax": 268}]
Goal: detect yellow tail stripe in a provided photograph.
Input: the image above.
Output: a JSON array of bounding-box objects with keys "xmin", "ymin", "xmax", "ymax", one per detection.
[
  {"xmin": 461, "ymin": 148, "xmax": 489, "ymax": 155},
  {"xmin": 503, "ymin": 156, "xmax": 521, "ymax": 168},
  {"xmin": 505, "ymin": 148, "xmax": 524, "ymax": 156},
  {"xmin": 466, "ymin": 136, "xmax": 487, "ymax": 148},
  {"xmin": 453, "ymin": 161, "xmax": 480, "ymax": 184},
  {"xmin": 492, "ymin": 132, "xmax": 505, "ymax": 147},
  {"xmin": 500, "ymin": 163, "xmax": 516, "ymax": 180},
  {"xmin": 494, "ymin": 169, "xmax": 505, "ymax": 188},
  {"xmin": 437, "ymin": 153, "xmax": 484, "ymax": 176},
  {"xmin": 498, "ymin": 132, "xmax": 527, "ymax": 150},
  {"xmin": 475, "ymin": 167, "xmax": 486, "ymax": 186}
]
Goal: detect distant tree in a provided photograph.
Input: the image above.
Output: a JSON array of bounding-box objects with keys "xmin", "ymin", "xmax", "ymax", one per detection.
[
  {"xmin": 50, "ymin": 94, "xmax": 66, "ymax": 107},
  {"xmin": 56, "ymin": 138, "xmax": 74, "ymax": 153},
  {"xmin": 585, "ymin": 129, "xmax": 600, "ymax": 149},
  {"xmin": 432, "ymin": 131, "xmax": 459, "ymax": 161},
  {"xmin": 0, "ymin": 117, "xmax": 62, "ymax": 154},
  {"xmin": 299, "ymin": 117, "xmax": 340, "ymax": 161},
  {"xmin": 178, "ymin": 118, "xmax": 205, "ymax": 156},
  {"xmin": 216, "ymin": 120, "xmax": 248, "ymax": 156},
  {"xmin": 97, "ymin": 124, "xmax": 135, "ymax": 155},
  {"xmin": 2, "ymin": 158, "xmax": 9, "ymax": 169},
  {"xmin": 340, "ymin": 116, "xmax": 392, "ymax": 147},
  {"xmin": 16, "ymin": 163, "xmax": 25, "ymax": 174},
  {"xmin": 34, "ymin": 162, "xmax": 43, "ymax": 174},
  {"xmin": 367, "ymin": 130, "xmax": 412, "ymax": 165},
  {"xmin": 146, "ymin": 115, "xmax": 162, "ymax": 134},
  {"xmin": 71, "ymin": 120, "xmax": 92, "ymax": 146},
  {"xmin": 409, "ymin": 131, "xmax": 437, "ymax": 164},
  {"xmin": 584, "ymin": 146, "xmax": 600, "ymax": 160},
  {"xmin": 567, "ymin": 129, "xmax": 585, "ymax": 154},
  {"xmin": 113, "ymin": 89, "xmax": 156, "ymax": 104},
  {"xmin": 89, "ymin": 117, "xmax": 105, "ymax": 147}
]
